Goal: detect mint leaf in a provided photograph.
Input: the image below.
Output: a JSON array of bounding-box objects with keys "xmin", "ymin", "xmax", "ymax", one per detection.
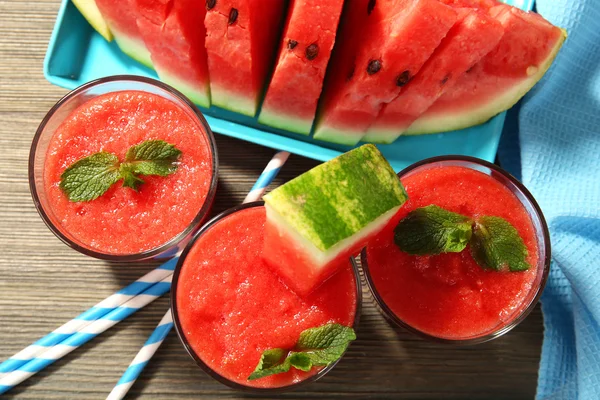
[
  {"xmin": 59, "ymin": 152, "xmax": 121, "ymax": 202},
  {"xmin": 394, "ymin": 205, "xmax": 473, "ymax": 255},
  {"xmin": 59, "ymin": 140, "xmax": 182, "ymax": 201},
  {"xmin": 248, "ymin": 348, "xmax": 291, "ymax": 380},
  {"xmin": 247, "ymin": 324, "xmax": 356, "ymax": 381},
  {"xmin": 124, "ymin": 139, "xmax": 182, "ymax": 173},
  {"xmin": 118, "ymin": 140, "xmax": 182, "ymax": 191},
  {"xmin": 470, "ymin": 216, "xmax": 531, "ymax": 272}
]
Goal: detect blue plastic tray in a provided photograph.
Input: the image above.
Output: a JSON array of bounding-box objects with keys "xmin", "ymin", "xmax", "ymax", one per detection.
[{"xmin": 43, "ymin": 0, "xmax": 534, "ymax": 172}]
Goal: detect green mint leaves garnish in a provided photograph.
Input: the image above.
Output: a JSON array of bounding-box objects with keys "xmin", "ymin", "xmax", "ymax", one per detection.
[
  {"xmin": 59, "ymin": 152, "xmax": 121, "ymax": 202},
  {"xmin": 471, "ymin": 216, "xmax": 531, "ymax": 272},
  {"xmin": 394, "ymin": 205, "xmax": 531, "ymax": 272},
  {"xmin": 248, "ymin": 323, "xmax": 356, "ymax": 381},
  {"xmin": 394, "ymin": 205, "xmax": 472, "ymax": 255},
  {"xmin": 59, "ymin": 140, "xmax": 182, "ymax": 202}
]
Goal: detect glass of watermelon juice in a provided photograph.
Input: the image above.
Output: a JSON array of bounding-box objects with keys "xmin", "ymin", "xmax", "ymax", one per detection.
[
  {"xmin": 29, "ymin": 75, "xmax": 218, "ymax": 261},
  {"xmin": 361, "ymin": 156, "xmax": 551, "ymax": 345},
  {"xmin": 171, "ymin": 202, "xmax": 361, "ymax": 391}
]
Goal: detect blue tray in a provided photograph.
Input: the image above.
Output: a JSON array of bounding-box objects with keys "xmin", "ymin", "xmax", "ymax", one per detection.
[{"xmin": 43, "ymin": 0, "xmax": 534, "ymax": 172}]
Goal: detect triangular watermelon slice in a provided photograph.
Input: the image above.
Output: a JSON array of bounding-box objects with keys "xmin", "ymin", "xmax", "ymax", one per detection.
[
  {"xmin": 258, "ymin": 0, "xmax": 345, "ymax": 135},
  {"xmin": 362, "ymin": 9, "xmax": 504, "ymax": 144},
  {"xmin": 262, "ymin": 144, "xmax": 407, "ymax": 296},
  {"xmin": 95, "ymin": 0, "xmax": 153, "ymax": 68},
  {"xmin": 312, "ymin": 0, "xmax": 457, "ymax": 145},
  {"xmin": 135, "ymin": 0, "xmax": 211, "ymax": 108},
  {"xmin": 204, "ymin": 0, "xmax": 286, "ymax": 116},
  {"xmin": 407, "ymin": 4, "xmax": 566, "ymax": 135}
]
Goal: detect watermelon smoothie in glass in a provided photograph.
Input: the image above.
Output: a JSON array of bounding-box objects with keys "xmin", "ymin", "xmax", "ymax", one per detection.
[
  {"xmin": 361, "ymin": 156, "xmax": 550, "ymax": 344},
  {"xmin": 29, "ymin": 76, "xmax": 218, "ymax": 261},
  {"xmin": 171, "ymin": 202, "xmax": 361, "ymax": 391}
]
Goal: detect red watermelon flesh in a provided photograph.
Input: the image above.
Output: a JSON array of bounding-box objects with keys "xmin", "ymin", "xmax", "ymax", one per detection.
[
  {"xmin": 312, "ymin": 0, "xmax": 457, "ymax": 145},
  {"xmin": 363, "ymin": 9, "xmax": 504, "ymax": 143},
  {"xmin": 205, "ymin": 0, "xmax": 286, "ymax": 117},
  {"xmin": 135, "ymin": 0, "xmax": 211, "ymax": 108},
  {"xmin": 407, "ymin": 4, "xmax": 566, "ymax": 134},
  {"xmin": 258, "ymin": 0, "xmax": 345, "ymax": 135},
  {"xmin": 95, "ymin": 0, "xmax": 153, "ymax": 67}
]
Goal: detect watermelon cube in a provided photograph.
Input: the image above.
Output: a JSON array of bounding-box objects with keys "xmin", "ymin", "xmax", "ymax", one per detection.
[
  {"xmin": 95, "ymin": 0, "xmax": 153, "ymax": 67},
  {"xmin": 258, "ymin": 0, "xmax": 345, "ymax": 135},
  {"xmin": 313, "ymin": 0, "xmax": 457, "ymax": 145},
  {"xmin": 363, "ymin": 9, "xmax": 504, "ymax": 143},
  {"xmin": 204, "ymin": 0, "xmax": 286, "ymax": 116},
  {"xmin": 262, "ymin": 144, "xmax": 407, "ymax": 295},
  {"xmin": 407, "ymin": 4, "xmax": 566, "ymax": 134},
  {"xmin": 135, "ymin": 0, "xmax": 211, "ymax": 108}
]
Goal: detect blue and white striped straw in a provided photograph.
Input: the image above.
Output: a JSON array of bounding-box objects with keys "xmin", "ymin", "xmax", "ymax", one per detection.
[
  {"xmin": 0, "ymin": 258, "xmax": 177, "ymax": 377},
  {"xmin": 0, "ymin": 274, "xmax": 173, "ymax": 395},
  {"xmin": 107, "ymin": 151, "xmax": 290, "ymax": 400},
  {"xmin": 244, "ymin": 151, "xmax": 290, "ymax": 203},
  {"xmin": 106, "ymin": 313, "xmax": 173, "ymax": 400}
]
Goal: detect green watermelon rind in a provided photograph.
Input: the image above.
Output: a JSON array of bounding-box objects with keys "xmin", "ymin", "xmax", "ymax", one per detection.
[
  {"xmin": 210, "ymin": 86, "xmax": 257, "ymax": 117},
  {"xmin": 111, "ymin": 27, "xmax": 154, "ymax": 69},
  {"xmin": 312, "ymin": 125, "xmax": 367, "ymax": 146},
  {"xmin": 263, "ymin": 144, "xmax": 408, "ymax": 252},
  {"xmin": 406, "ymin": 29, "xmax": 567, "ymax": 136},
  {"xmin": 158, "ymin": 69, "xmax": 211, "ymax": 109},
  {"xmin": 72, "ymin": 0, "xmax": 113, "ymax": 42},
  {"xmin": 265, "ymin": 203, "xmax": 401, "ymax": 266},
  {"xmin": 258, "ymin": 108, "xmax": 313, "ymax": 136},
  {"xmin": 361, "ymin": 127, "xmax": 406, "ymax": 144}
]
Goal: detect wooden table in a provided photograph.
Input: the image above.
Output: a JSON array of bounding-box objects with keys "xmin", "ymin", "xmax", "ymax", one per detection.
[{"xmin": 0, "ymin": 1, "xmax": 544, "ymax": 398}]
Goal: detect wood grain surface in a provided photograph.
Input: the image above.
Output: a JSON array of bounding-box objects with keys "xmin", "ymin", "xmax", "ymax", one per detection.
[{"xmin": 0, "ymin": 1, "xmax": 543, "ymax": 398}]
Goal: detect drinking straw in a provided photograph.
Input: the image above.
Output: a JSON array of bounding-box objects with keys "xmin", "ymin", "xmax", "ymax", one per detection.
[
  {"xmin": 107, "ymin": 151, "xmax": 290, "ymax": 400},
  {"xmin": 0, "ymin": 258, "xmax": 177, "ymax": 376},
  {"xmin": 0, "ymin": 275, "xmax": 173, "ymax": 395}
]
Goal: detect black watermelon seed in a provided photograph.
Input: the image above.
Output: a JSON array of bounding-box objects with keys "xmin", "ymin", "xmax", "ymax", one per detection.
[
  {"xmin": 367, "ymin": 0, "xmax": 376, "ymax": 15},
  {"xmin": 466, "ymin": 66, "xmax": 475, "ymax": 73},
  {"xmin": 396, "ymin": 70, "xmax": 411, "ymax": 86},
  {"xmin": 441, "ymin": 74, "xmax": 451, "ymax": 85},
  {"xmin": 206, "ymin": 0, "xmax": 216, "ymax": 10},
  {"xmin": 306, "ymin": 44, "xmax": 319, "ymax": 60},
  {"xmin": 288, "ymin": 40, "xmax": 298, "ymax": 50},
  {"xmin": 347, "ymin": 64, "xmax": 356, "ymax": 81},
  {"xmin": 367, "ymin": 59, "xmax": 382, "ymax": 75},
  {"xmin": 228, "ymin": 8, "xmax": 238, "ymax": 25}
]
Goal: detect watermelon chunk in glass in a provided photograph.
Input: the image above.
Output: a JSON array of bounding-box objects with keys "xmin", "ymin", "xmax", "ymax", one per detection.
[
  {"xmin": 312, "ymin": 0, "xmax": 457, "ymax": 146},
  {"xmin": 363, "ymin": 9, "xmax": 504, "ymax": 144},
  {"xmin": 407, "ymin": 3, "xmax": 567, "ymax": 134},
  {"xmin": 262, "ymin": 144, "xmax": 408, "ymax": 296},
  {"xmin": 204, "ymin": 0, "xmax": 286, "ymax": 117},
  {"xmin": 258, "ymin": 0, "xmax": 345, "ymax": 135},
  {"xmin": 135, "ymin": 0, "xmax": 211, "ymax": 108},
  {"xmin": 95, "ymin": 0, "xmax": 153, "ymax": 68}
]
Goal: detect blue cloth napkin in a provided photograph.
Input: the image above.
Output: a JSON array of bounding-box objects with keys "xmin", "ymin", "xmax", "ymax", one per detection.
[{"xmin": 498, "ymin": 1, "xmax": 600, "ymax": 398}]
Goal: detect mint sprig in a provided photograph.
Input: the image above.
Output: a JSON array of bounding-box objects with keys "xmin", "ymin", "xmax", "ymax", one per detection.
[
  {"xmin": 394, "ymin": 205, "xmax": 472, "ymax": 255},
  {"xmin": 248, "ymin": 323, "xmax": 356, "ymax": 381},
  {"xmin": 471, "ymin": 216, "xmax": 530, "ymax": 272},
  {"xmin": 59, "ymin": 140, "xmax": 182, "ymax": 202},
  {"xmin": 394, "ymin": 205, "xmax": 531, "ymax": 272}
]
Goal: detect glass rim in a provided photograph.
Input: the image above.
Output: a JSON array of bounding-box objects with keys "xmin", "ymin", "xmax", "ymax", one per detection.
[
  {"xmin": 171, "ymin": 201, "xmax": 363, "ymax": 392},
  {"xmin": 28, "ymin": 75, "xmax": 219, "ymax": 262},
  {"xmin": 360, "ymin": 155, "xmax": 551, "ymax": 345}
]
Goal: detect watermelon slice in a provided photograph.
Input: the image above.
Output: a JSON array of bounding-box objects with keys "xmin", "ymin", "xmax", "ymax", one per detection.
[
  {"xmin": 362, "ymin": 9, "xmax": 504, "ymax": 144},
  {"xmin": 407, "ymin": 4, "xmax": 566, "ymax": 134},
  {"xmin": 72, "ymin": 0, "xmax": 113, "ymax": 42},
  {"xmin": 257, "ymin": 0, "xmax": 345, "ymax": 135},
  {"xmin": 262, "ymin": 144, "xmax": 407, "ymax": 295},
  {"xmin": 135, "ymin": 0, "xmax": 211, "ymax": 108},
  {"xmin": 204, "ymin": 0, "xmax": 286, "ymax": 116},
  {"xmin": 95, "ymin": 0, "xmax": 153, "ymax": 68},
  {"xmin": 312, "ymin": 0, "xmax": 457, "ymax": 145}
]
